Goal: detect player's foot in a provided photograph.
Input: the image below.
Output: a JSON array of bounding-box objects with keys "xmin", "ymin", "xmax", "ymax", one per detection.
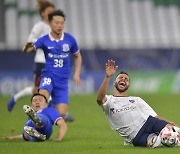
[
  {"xmin": 24, "ymin": 126, "xmax": 46, "ymax": 141},
  {"xmin": 23, "ymin": 105, "xmax": 42, "ymax": 126},
  {"xmin": 64, "ymin": 114, "xmax": 74, "ymax": 122},
  {"xmin": 151, "ymin": 135, "xmax": 162, "ymax": 148},
  {"xmin": 7, "ymin": 97, "xmax": 16, "ymax": 112}
]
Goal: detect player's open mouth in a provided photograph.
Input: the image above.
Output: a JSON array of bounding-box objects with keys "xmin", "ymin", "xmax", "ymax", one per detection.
[{"xmin": 119, "ymin": 82, "xmax": 126, "ymax": 88}]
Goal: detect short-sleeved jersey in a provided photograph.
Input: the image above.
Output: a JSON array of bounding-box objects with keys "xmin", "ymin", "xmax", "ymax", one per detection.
[
  {"xmin": 101, "ymin": 95, "xmax": 157, "ymax": 144},
  {"xmin": 37, "ymin": 107, "xmax": 62, "ymax": 125},
  {"xmin": 27, "ymin": 20, "xmax": 51, "ymax": 63},
  {"xmin": 34, "ymin": 32, "xmax": 79, "ymax": 78}
]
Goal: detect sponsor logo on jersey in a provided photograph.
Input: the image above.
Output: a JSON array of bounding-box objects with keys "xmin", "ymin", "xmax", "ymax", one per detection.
[
  {"xmin": 62, "ymin": 44, "xmax": 69, "ymax": 52},
  {"xmin": 110, "ymin": 106, "xmax": 136, "ymax": 113},
  {"xmin": 48, "ymin": 53, "xmax": 69, "ymax": 58}
]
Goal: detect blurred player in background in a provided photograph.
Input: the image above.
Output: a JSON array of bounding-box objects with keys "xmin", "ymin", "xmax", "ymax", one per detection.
[
  {"xmin": 96, "ymin": 60, "xmax": 180, "ymax": 148},
  {"xmin": 7, "ymin": 0, "xmax": 75, "ymax": 122},
  {"xmin": 23, "ymin": 9, "xmax": 82, "ymax": 120},
  {"xmin": 7, "ymin": 0, "xmax": 54, "ymax": 110}
]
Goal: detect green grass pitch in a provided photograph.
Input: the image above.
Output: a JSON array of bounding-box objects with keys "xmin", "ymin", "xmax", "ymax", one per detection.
[{"xmin": 0, "ymin": 93, "xmax": 180, "ymax": 154}]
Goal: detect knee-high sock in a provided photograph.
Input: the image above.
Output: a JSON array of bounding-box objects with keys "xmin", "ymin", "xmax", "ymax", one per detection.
[{"xmin": 14, "ymin": 87, "xmax": 33, "ymax": 102}]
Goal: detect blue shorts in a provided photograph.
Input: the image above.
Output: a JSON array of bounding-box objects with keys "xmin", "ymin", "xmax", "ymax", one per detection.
[
  {"xmin": 23, "ymin": 114, "xmax": 53, "ymax": 141},
  {"xmin": 39, "ymin": 74, "xmax": 69, "ymax": 105},
  {"xmin": 132, "ymin": 116, "xmax": 168, "ymax": 147}
]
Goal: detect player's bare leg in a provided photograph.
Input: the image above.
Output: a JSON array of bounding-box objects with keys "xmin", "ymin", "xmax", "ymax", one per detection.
[{"xmin": 55, "ymin": 103, "xmax": 68, "ymax": 119}]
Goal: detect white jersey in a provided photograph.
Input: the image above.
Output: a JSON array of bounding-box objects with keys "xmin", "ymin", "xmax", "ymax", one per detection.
[
  {"xmin": 101, "ymin": 95, "xmax": 157, "ymax": 144},
  {"xmin": 27, "ymin": 20, "xmax": 51, "ymax": 63}
]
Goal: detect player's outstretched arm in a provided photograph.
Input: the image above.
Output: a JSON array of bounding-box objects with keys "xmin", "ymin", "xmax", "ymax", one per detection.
[
  {"xmin": 73, "ymin": 51, "xmax": 82, "ymax": 86},
  {"xmin": 22, "ymin": 42, "xmax": 35, "ymax": 53},
  {"xmin": 96, "ymin": 60, "xmax": 118, "ymax": 105},
  {"xmin": 156, "ymin": 115, "xmax": 176, "ymax": 126},
  {"xmin": 3, "ymin": 134, "xmax": 22, "ymax": 140},
  {"xmin": 53, "ymin": 118, "xmax": 67, "ymax": 142}
]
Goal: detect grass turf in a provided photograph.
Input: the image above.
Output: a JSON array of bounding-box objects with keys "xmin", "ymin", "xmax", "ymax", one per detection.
[{"xmin": 0, "ymin": 93, "xmax": 180, "ymax": 154}]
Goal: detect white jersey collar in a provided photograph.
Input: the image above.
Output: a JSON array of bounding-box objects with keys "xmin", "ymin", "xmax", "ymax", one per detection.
[{"xmin": 49, "ymin": 32, "xmax": 64, "ymax": 42}]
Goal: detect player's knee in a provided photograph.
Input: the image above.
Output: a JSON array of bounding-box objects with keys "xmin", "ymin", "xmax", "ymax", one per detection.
[
  {"xmin": 60, "ymin": 112, "xmax": 66, "ymax": 118},
  {"xmin": 32, "ymin": 87, "xmax": 39, "ymax": 94}
]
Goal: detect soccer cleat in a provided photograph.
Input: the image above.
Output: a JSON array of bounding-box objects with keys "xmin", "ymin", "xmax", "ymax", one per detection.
[
  {"xmin": 23, "ymin": 105, "xmax": 42, "ymax": 126},
  {"xmin": 24, "ymin": 126, "xmax": 46, "ymax": 141},
  {"xmin": 64, "ymin": 114, "xmax": 75, "ymax": 122},
  {"xmin": 7, "ymin": 97, "xmax": 16, "ymax": 112}
]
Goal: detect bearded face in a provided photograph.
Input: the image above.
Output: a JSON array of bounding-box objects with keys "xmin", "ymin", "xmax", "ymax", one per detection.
[{"xmin": 114, "ymin": 73, "xmax": 130, "ymax": 93}]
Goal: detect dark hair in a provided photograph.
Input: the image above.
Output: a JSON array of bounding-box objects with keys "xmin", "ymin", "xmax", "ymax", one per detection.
[
  {"xmin": 38, "ymin": 1, "xmax": 54, "ymax": 17},
  {"xmin": 119, "ymin": 71, "xmax": 129, "ymax": 76},
  {"xmin": 48, "ymin": 9, "xmax": 66, "ymax": 22},
  {"xmin": 31, "ymin": 93, "xmax": 48, "ymax": 103},
  {"xmin": 115, "ymin": 71, "xmax": 129, "ymax": 79}
]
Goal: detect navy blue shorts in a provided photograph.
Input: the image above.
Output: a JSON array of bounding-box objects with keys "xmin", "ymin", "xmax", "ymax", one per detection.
[
  {"xmin": 132, "ymin": 116, "xmax": 168, "ymax": 147},
  {"xmin": 33, "ymin": 63, "xmax": 45, "ymax": 86}
]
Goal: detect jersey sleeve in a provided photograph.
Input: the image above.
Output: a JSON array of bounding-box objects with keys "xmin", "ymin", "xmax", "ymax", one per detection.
[
  {"xmin": 34, "ymin": 37, "xmax": 44, "ymax": 51},
  {"xmin": 101, "ymin": 95, "xmax": 112, "ymax": 111},
  {"xmin": 45, "ymin": 108, "xmax": 62, "ymax": 125},
  {"xmin": 70, "ymin": 35, "xmax": 79, "ymax": 54},
  {"xmin": 27, "ymin": 23, "xmax": 42, "ymax": 42},
  {"xmin": 137, "ymin": 97, "xmax": 157, "ymax": 117}
]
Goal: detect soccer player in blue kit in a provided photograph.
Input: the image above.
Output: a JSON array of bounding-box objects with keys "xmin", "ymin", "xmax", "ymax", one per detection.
[
  {"xmin": 23, "ymin": 93, "xmax": 67, "ymax": 141},
  {"xmin": 23, "ymin": 9, "xmax": 82, "ymax": 119}
]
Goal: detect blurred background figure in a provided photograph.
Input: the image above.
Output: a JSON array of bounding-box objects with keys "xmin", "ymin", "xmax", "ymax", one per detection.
[
  {"xmin": 7, "ymin": 0, "xmax": 54, "ymax": 111},
  {"xmin": 0, "ymin": 0, "xmax": 180, "ymax": 100}
]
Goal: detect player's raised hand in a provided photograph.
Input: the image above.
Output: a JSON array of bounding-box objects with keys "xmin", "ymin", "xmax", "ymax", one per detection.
[{"xmin": 105, "ymin": 60, "xmax": 118, "ymax": 77}]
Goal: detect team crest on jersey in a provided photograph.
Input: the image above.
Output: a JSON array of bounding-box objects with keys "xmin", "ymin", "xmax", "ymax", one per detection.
[
  {"xmin": 129, "ymin": 100, "xmax": 135, "ymax": 103},
  {"xmin": 48, "ymin": 53, "xmax": 53, "ymax": 58},
  {"xmin": 62, "ymin": 44, "xmax": 70, "ymax": 52}
]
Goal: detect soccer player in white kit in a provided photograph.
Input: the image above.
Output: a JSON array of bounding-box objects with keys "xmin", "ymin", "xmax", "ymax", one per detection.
[
  {"xmin": 7, "ymin": 0, "xmax": 54, "ymax": 112},
  {"xmin": 97, "ymin": 60, "xmax": 180, "ymax": 148}
]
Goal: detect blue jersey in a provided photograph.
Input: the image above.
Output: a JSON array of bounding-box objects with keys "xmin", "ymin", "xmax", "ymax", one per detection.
[
  {"xmin": 34, "ymin": 32, "xmax": 79, "ymax": 78},
  {"xmin": 24, "ymin": 107, "xmax": 62, "ymax": 141},
  {"xmin": 37, "ymin": 107, "xmax": 62, "ymax": 125}
]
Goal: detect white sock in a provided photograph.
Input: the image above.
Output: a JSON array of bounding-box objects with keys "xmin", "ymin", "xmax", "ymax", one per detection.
[
  {"xmin": 14, "ymin": 87, "xmax": 33, "ymax": 102},
  {"xmin": 148, "ymin": 134, "xmax": 163, "ymax": 148}
]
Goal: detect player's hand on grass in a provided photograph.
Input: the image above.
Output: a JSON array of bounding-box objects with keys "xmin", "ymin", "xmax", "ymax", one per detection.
[
  {"xmin": 53, "ymin": 138, "xmax": 62, "ymax": 142},
  {"xmin": 3, "ymin": 135, "xmax": 22, "ymax": 140}
]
